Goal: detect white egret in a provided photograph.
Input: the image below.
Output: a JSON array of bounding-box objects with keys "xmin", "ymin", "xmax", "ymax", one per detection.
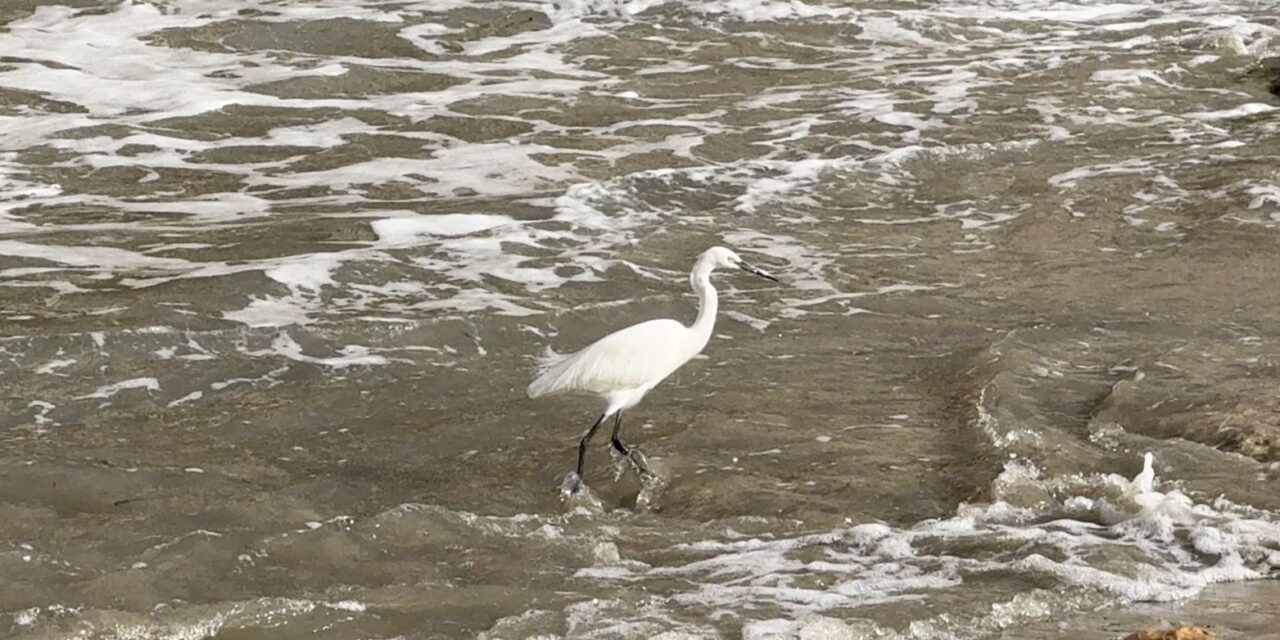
[{"xmin": 528, "ymin": 246, "xmax": 779, "ymax": 492}]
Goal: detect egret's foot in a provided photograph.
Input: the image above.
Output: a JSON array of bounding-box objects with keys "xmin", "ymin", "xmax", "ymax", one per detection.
[
  {"xmin": 560, "ymin": 472, "xmax": 584, "ymax": 499},
  {"xmin": 610, "ymin": 440, "xmax": 654, "ymax": 481},
  {"xmin": 627, "ymin": 448, "xmax": 654, "ymax": 479}
]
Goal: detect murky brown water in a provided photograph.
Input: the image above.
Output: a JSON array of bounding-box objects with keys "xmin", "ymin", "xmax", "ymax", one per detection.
[{"xmin": 2, "ymin": 1, "xmax": 1279, "ymax": 638}]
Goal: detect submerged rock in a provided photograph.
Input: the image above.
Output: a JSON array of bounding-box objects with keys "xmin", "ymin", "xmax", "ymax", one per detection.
[
  {"xmin": 1122, "ymin": 626, "xmax": 1216, "ymax": 640},
  {"xmin": 1213, "ymin": 406, "xmax": 1279, "ymax": 462},
  {"xmin": 1245, "ymin": 56, "xmax": 1280, "ymax": 97}
]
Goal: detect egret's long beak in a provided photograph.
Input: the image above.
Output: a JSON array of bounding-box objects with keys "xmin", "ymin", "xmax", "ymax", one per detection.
[{"xmin": 737, "ymin": 260, "xmax": 779, "ymax": 282}]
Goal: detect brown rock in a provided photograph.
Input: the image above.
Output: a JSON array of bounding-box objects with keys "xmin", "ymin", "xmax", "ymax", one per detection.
[{"xmin": 1123, "ymin": 626, "xmax": 1216, "ymax": 640}]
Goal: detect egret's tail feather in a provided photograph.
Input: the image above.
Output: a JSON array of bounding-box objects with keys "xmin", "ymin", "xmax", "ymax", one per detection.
[
  {"xmin": 527, "ymin": 371, "xmax": 557, "ymax": 398},
  {"xmin": 528, "ymin": 351, "xmax": 571, "ymax": 398}
]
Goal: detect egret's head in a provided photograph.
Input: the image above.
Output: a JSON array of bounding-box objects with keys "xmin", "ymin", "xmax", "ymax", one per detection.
[{"xmin": 703, "ymin": 246, "xmax": 779, "ymax": 282}]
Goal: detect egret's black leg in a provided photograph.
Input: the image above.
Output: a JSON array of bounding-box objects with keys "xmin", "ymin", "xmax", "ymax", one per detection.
[
  {"xmin": 609, "ymin": 412, "xmax": 629, "ymax": 456},
  {"xmin": 576, "ymin": 413, "xmax": 608, "ymax": 478},
  {"xmin": 608, "ymin": 411, "xmax": 653, "ymax": 479}
]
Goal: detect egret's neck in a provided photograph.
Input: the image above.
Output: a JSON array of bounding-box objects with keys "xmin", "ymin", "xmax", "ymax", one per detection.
[{"xmin": 689, "ymin": 261, "xmax": 718, "ymax": 350}]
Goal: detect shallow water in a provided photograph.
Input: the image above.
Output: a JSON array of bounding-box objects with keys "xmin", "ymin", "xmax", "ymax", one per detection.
[{"xmin": 2, "ymin": 0, "xmax": 1279, "ymax": 638}]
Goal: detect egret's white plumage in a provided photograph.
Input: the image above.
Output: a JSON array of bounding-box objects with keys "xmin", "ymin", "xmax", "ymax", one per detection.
[
  {"xmin": 528, "ymin": 246, "xmax": 778, "ymax": 491},
  {"xmin": 528, "ymin": 317, "xmax": 692, "ymax": 412}
]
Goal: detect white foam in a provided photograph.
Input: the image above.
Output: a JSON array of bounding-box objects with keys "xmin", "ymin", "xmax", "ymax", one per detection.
[
  {"xmin": 1188, "ymin": 102, "xmax": 1277, "ymax": 120},
  {"xmin": 167, "ymin": 391, "xmax": 204, "ymax": 408},
  {"xmin": 754, "ymin": 615, "xmax": 883, "ymax": 640},
  {"xmin": 0, "ymin": 241, "xmax": 191, "ymax": 270},
  {"xmin": 264, "ymin": 254, "xmax": 348, "ymax": 294},
  {"xmin": 222, "ymin": 297, "xmax": 317, "ymax": 328},
  {"xmin": 13, "ymin": 608, "xmax": 38, "ymax": 627},
  {"xmin": 1090, "ymin": 68, "xmax": 1172, "ymax": 86},
  {"xmin": 28, "ymin": 400, "xmax": 56, "ymax": 426},
  {"xmin": 1203, "ymin": 20, "xmax": 1280, "ymax": 56},
  {"xmin": 120, "ymin": 193, "xmax": 273, "ymax": 224},
  {"xmin": 35, "ymin": 358, "xmax": 76, "ymax": 375},
  {"xmin": 371, "ymin": 214, "xmax": 514, "ymax": 245},
  {"xmin": 684, "ymin": 0, "xmax": 851, "ymax": 22},
  {"xmin": 736, "ymin": 158, "xmax": 836, "ymax": 215},
  {"xmin": 856, "ymin": 15, "xmax": 945, "ymax": 48},
  {"xmin": 0, "ymin": 3, "xmax": 279, "ymax": 120},
  {"xmin": 78, "ymin": 377, "xmax": 160, "ymax": 399},
  {"xmin": 1048, "ymin": 160, "xmax": 1152, "ymax": 188},
  {"xmin": 324, "ymin": 600, "xmax": 367, "ymax": 613},
  {"xmin": 255, "ymin": 142, "xmax": 577, "ymax": 199},
  {"xmin": 544, "ymin": 454, "xmax": 1280, "ymax": 636},
  {"xmin": 246, "ymin": 333, "xmax": 388, "ymax": 368},
  {"xmin": 937, "ymin": 3, "xmax": 1149, "ymax": 23},
  {"xmin": 0, "ymin": 0, "xmax": 1269, "ymax": 337},
  {"xmin": 1246, "ymin": 183, "xmax": 1280, "ymax": 210},
  {"xmin": 726, "ymin": 310, "xmax": 771, "ymax": 331},
  {"xmin": 209, "ymin": 366, "xmax": 290, "ymax": 392}
]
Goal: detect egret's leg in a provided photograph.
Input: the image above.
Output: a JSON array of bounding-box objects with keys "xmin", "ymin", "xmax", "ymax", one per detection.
[
  {"xmin": 608, "ymin": 412, "xmax": 653, "ymax": 479},
  {"xmin": 609, "ymin": 412, "xmax": 629, "ymax": 456},
  {"xmin": 576, "ymin": 413, "xmax": 608, "ymax": 478}
]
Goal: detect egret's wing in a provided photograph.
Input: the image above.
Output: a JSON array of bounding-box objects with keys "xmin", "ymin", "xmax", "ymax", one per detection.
[{"xmin": 528, "ymin": 319, "xmax": 689, "ymax": 397}]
